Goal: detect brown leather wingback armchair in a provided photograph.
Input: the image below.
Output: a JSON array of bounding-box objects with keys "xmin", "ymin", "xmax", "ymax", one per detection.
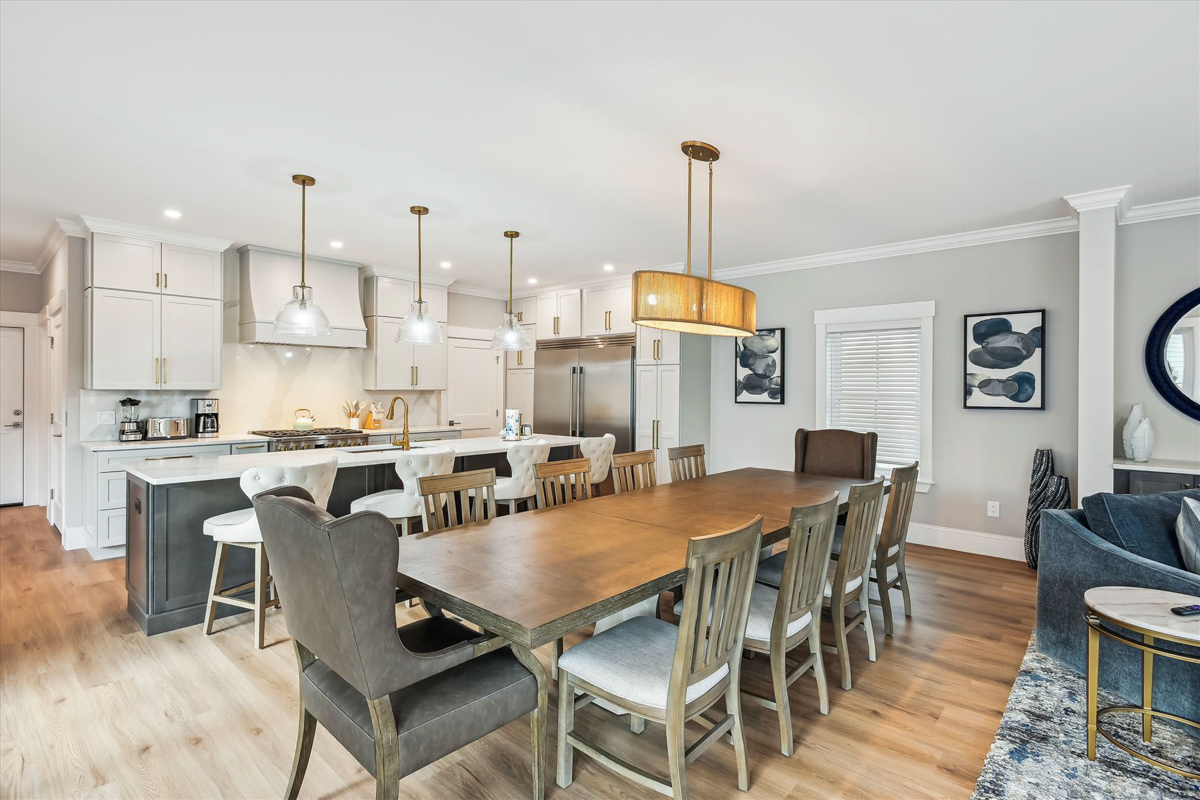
[
  {"xmin": 794, "ymin": 428, "xmax": 878, "ymax": 480},
  {"xmin": 252, "ymin": 486, "xmax": 544, "ymax": 800}
]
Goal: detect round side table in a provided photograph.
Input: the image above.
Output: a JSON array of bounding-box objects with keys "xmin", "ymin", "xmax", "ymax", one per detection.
[{"xmin": 1084, "ymin": 586, "xmax": 1200, "ymax": 779}]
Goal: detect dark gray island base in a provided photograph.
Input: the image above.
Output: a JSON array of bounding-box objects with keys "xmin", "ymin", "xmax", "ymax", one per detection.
[{"xmin": 126, "ymin": 448, "xmax": 576, "ymax": 635}]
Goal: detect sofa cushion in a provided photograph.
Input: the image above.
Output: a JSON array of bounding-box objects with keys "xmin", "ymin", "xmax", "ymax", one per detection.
[
  {"xmin": 1177, "ymin": 497, "xmax": 1200, "ymax": 575},
  {"xmin": 1081, "ymin": 489, "xmax": 1200, "ymax": 570}
]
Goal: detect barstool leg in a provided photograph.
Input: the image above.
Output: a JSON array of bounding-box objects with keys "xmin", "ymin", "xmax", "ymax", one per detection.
[
  {"xmin": 254, "ymin": 543, "xmax": 268, "ymax": 650},
  {"xmin": 203, "ymin": 542, "xmax": 228, "ymax": 635}
]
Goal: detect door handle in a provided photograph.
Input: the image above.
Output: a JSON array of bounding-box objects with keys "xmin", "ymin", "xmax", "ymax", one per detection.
[
  {"xmin": 577, "ymin": 367, "xmax": 585, "ymax": 436},
  {"xmin": 162, "ymin": 357, "xmax": 167, "ymax": 385},
  {"xmin": 53, "ymin": 433, "xmax": 63, "ymax": 438},
  {"xmin": 415, "ymin": 365, "xmax": 419, "ymax": 385},
  {"xmin": 569, "ymin": 367, "xmax": 577, "ymax": 435},
  {"xmin": 155, "ymin": 357, "xmax": 160, "ymax": 384},
  {"xmin": 653, "ymin": 339, "xmax": 659, "ymax": 360},
  {"xmin": 653, "ymin": 418, "xmax": 659, "ymax": 450},
  {"xmin": 155, "ymin": 273, "xmax": 160, "ymax": 288},
  {"xmin": 3, "ymin": 422, "xmax": 21, "ymax": 429},
  {"xmin": 163, "ymin": 273, "xmax": 168, "ymax": 289},
  {"xmin": 144, "ymin": 454, "xmax": 194, "ymax": 461}
]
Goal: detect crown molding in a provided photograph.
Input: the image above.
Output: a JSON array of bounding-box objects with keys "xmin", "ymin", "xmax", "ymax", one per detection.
[
  {"xmin": 358, "ymin": 264, "xmax": 456, "ymax": 288},
  {"xmin": 80, "ymin": 216, "xmax": 234, "ymax": 252},
  {"xmin": 715, "ymin": 217, "xmax": 1079, "ymax": 280},
  {"xmin": 446, "ymin": 283, "xmax": 508, "ymax": 300},
  {"xmin": 1120, "ymin": 197, "xmax": 1200, "ymax": 225},
  {"xmin": 1063, "ymin": 185, "xmax": 1132, "ymax": 221},
  {"xmin": 532, "ymin": 263, "xmax": 683, "ymax": 296},
  {"xmin": 56, "ymin": 218, "xmax": 88, "ymax": 238},
  {"xmin": 0, "ymin": 260, "xmax": 38, "ymax": 274},
  {"xmin": 236, "ymin": 243, "xmax": 363, "ymax": 268},
  {"xmin": 31, "ymin": 218, "xmax": 84, "ymax": 273}
]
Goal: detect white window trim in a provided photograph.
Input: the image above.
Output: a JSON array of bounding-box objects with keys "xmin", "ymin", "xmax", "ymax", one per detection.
[{"xmin": 814, "ymin": 301, "xmax": 935, "ymax": 493}]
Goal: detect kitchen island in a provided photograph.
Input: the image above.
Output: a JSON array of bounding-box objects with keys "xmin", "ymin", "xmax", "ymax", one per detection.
[{"xmin": 124, "ymin": 434, "xmax": 582, "ymax": 634}]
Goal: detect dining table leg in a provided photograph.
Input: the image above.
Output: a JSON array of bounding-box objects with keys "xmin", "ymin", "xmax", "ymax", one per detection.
[{"xmin": 510, "ymin": 642, "xmax": 548, "ymax": 800}]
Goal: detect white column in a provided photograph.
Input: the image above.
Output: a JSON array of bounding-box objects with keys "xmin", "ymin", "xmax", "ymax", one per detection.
[{"xmin": 1064, "ymin": 186, "xmax": 1130, "ymax": 499}]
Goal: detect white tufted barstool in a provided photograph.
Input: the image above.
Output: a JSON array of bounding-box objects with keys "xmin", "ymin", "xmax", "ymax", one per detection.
[
  {"xmin": 202, "ymin": 458, "xmax": 338, "ymax": 649},
  {"xmin": 349, "ymin": 447, "xmax": 455, "ymax": 536},
  {"xmin": 494, "ymin": 439, "xmax": 551, "ymax": 514},
  {"xmin": 579, "ymin": 433, "xmax": 616, "ymax": 495}
]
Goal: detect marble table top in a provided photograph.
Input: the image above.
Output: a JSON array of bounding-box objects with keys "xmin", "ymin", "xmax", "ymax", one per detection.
[{"xmin": 1084, "ymin": 586, "xmax": 1200, "ymax": 643}]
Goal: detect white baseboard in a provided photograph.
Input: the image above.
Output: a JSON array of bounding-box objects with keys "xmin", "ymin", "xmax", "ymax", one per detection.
[
  {"xmin": 907, "ymin": 523, "xmax": 1025, "ymax": 562},
  {"xmin": 86, "ymin": 545, "xmax": 125, "ymax": 561},
  {"xmin": 61, "ymin": 525, "xmax": 90, "ymax": 551}
]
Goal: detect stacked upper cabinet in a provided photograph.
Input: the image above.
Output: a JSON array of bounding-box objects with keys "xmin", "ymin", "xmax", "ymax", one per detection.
[
  {"xmin": 535, "ymin": 289, "xmax": 581, "ymax": 340},
  {"xmin": 85, "ymin": 226, "xmax": 230, "ymax": 390},
  {"xmin": 362, "ymin": 272, "xmax": 450, "ymax": 391},
  {"xmin": 582, "ymin": 281, "xmax": 634, "ymax": 336},
  {"xmin": 633, "ymin": 328, "xmax": 710, "ymax": 485}
]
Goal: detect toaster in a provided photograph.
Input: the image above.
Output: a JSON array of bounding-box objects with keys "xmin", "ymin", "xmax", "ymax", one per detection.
[{"xmin": 144, "ymin": 417, "xmax": 189, "ymax": 440}]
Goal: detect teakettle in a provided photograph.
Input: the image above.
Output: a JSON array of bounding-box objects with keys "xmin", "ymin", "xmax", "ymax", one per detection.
[{"xmin": 293, "ymin": 408, "xmax": 316, "ymax": 430}]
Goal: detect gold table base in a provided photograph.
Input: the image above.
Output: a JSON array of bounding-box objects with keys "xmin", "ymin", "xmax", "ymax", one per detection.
[{"xmin": 1086, "ymin": 612, "xmax": 1200, "ymax": 780}]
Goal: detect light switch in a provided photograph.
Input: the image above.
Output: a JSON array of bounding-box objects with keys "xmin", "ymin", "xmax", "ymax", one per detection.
[{"xmin": 98, "ymin": 411, "xmax": 116, "ymax": 424}]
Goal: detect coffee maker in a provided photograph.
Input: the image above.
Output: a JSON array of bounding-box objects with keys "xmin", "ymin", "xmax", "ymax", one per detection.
[{"xmin": 194, "ymin": 398, "xmax": 220, "ymax": 439}]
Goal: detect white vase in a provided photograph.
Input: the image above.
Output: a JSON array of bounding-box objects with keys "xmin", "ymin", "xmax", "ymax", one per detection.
[
  {"xmin": 1130, "ymin": 417, "xmax": 1155, "ymax": 463},
  {"xmin": 1121, "ymin": 404, "xmax": 1144, "ymax": 460}
]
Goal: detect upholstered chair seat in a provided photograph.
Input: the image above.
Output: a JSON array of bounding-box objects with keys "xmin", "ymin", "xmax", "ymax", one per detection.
[
  {"xmin": 750, "ymin": 554, "xmax": 861, "ymax": 599},
  {"xmin": 202, "ymin": 508, "xmax": 257, "ymax": 543},
  {"xmin": 674, "ymin": 583, "xmax": 813, "ymax": 643},
  {"xmin": 349, "ymin": 448, "xmax": 455, "ymax": 531},
  {"xmin": 495, "ymin": 439, "xmax": 551, "ymax": 506}
]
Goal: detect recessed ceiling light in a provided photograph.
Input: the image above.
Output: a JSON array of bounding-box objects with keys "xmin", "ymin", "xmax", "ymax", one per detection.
[
  {"xmin": 440, "ymin": 261, "xmax": 452, "ymax": 269},
  {"xmin": 329, "ymin": 240, "xmax": 343, "ymax": 249},
  {"xmin": 164, "ymin": 209, "xmax": 181, "ymax": 219},
  {"xmin": 603, "ymin": 264, "xmax": 614, "ymax": 271},
  {"xmin": 527, "ymin": 278, "xmax": 538, "ymax": 284}
]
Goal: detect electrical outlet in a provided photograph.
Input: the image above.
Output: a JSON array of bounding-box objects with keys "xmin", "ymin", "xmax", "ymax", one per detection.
[
  {"xmin": 987, "ymin": 500, "xmax": 1000, "ymax": 518},
  {"xmin": 98, "ymin": 411, "xmax": 115, "ymax": 425}
]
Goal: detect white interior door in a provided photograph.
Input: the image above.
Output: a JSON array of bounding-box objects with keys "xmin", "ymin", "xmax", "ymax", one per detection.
[
  {"xmin": 48, "ymin": 310, "xmax": 65, "ymax": 526},
  {"xmin": 0, "ymin": 327, "xmax": 24, "ymax": 505},
  {"xmin": 448, "ymin": 338, "xmax": 502, "ymax": 430}
]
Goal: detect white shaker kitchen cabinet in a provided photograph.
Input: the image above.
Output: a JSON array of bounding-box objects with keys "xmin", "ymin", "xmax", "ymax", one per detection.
[
  {"xmin": 583, "ymin": 283, "xmax": 634, "ymax": 336},
  {"xmin": 160, "ymin": 242, "xmax": 222, "ymax": 300},
  {"xmin": 86, "ymin": 288, "xmax": 162, "ymax": 390},
  {"xmin": 363, "ymin": 276, "xmax": 415, "ymax": 317},
  {"xmin": 634, "ymin": 365, "xmax": 658, "ymax": 455},
  {"xmin": 512, "ymin": 296, "xmax": 537, "ymax": 324},
  {"xmin": 535, "ymin": 290, "xmax": 581, "ymax": 340},
  {"xmin": 635, "ymin": 326, "xmax": 681, "ymax": 366},
  {"xmin": 505, "ymin": 325, "xmax": 536, "ymax": 369},
  {"xmin": 422, "ymin": 284, "xmax": 449, "ymax": 323},
  {"xmin": 91, "ymin": 233, "xmax": 161, "ymax": 293},
  {"xmin": 654, "ymin": 363, "xmax": 681, "ymax": 485},
  {"xmin": 160, "ymin": 296, "xmax": 222, "ymax": 389},
  {"xmin": 364, "ymin": 316, "xmax": 408, "ymax": 390},
  {"xmin": 506, "ymin": 368, "xmax": 535, "ymax": 427},
  {"xmin": 412, "ymin": 339, "xmax": 448, "ymax": 390}
]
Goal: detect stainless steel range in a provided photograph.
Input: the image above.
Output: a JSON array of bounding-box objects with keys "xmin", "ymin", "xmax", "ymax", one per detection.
[{"xmin": 248, "ymin": 428, "xmax": 369, "ymax": 452}]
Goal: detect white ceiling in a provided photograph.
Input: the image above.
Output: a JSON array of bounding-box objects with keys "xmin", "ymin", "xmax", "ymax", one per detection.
[{"xmin": 1, "ymin": 2, "xmax": 1197, "ymax": 291}]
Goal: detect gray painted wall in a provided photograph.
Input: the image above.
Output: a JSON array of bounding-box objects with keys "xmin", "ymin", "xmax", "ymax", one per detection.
[
  {"xmin": 447, "ymin": 291, "xmax": 506, "ymax": 327},
  {"xmin": 708, "ymin": 234, "xmax": 1080, "ymax": 540},
  {"xmin": 1114, "ymin": 215, "xmax": 1200, "ymax": 461},
  {"xmin": 0, "ymin": 270, "xmax": 43, "ymax": 312}
]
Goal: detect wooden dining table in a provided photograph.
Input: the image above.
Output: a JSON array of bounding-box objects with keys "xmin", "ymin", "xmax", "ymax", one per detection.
[{"xmin": 394, "ymin": 467, "xmax": 887, "ymax": 798}]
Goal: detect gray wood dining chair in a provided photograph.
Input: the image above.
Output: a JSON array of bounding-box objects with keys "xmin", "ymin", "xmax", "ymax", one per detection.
[
  {"xmin": 757, "ymin": 478, "xmax": 885, "ymax": 690},
  {"xmin": 250, "ymin": 486, "xmax": 545, "ymax": 800},
  {"xmin": 735, "ymin": 492, "xmax": 839, "ymax": 756},
  {"xmin": 556, "ymin": 516, "xmax": 763, "ymax": 800},
  {"xmin": 418, "ymin": 468, "xmax": 498, "ymax": 531},
  {"xmin": 868, "ymin": 462, "xmax": 918, "ymax": 635},
  {"xmin": 612, "ymin": 449, "xmax": 657, "ymax": 493},
  {"xmin": 534, "ymin": 457, "xmax": 592, "ymax": 508},
  {"xmin": 667, "ymin": 444, "xmax": 706, "ymax": 482}
]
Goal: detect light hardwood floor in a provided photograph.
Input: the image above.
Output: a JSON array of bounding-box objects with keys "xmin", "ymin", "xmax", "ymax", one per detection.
[{"xmin": 0, "ymin": 506, "xmax": 1037, "ymax": 799}]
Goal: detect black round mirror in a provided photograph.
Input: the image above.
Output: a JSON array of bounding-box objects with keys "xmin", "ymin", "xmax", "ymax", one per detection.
[{"xmin": 1145, "ymin": 287, "xmax": 1200, "ymax": 421}]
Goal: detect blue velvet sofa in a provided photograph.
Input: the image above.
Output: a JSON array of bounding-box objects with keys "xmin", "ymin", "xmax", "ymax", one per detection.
[{"xmin": 1036, "ymin": 489, "xmax": 1200, "ymax": 735}]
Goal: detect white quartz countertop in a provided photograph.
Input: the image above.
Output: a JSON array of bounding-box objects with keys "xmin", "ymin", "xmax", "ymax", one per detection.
[
  {"xmin": 83, "ymin": 434, "xmax": 272, "ymax": 452},
  {"xmin": 122, "ymin": 434, "xmax": 584, "ymax": 485},
  {"xmin": 1112, "ymin": 457, "xmax": 1200, "ymax": 474}
]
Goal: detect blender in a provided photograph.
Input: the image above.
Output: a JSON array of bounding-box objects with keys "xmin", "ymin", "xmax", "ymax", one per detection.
[{"xmin": 118, "ymin": 397, "xmax": 144, "ymax": 441}]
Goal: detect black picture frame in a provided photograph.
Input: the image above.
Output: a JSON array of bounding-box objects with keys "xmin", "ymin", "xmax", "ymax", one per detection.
[
  {"xmin": 1144, "ymin": 287, "xmax": 1200, "ymax": 421},
  {"xmin": 735, "ymin": 328, "xmax": 785, "ymax": 404},
  {"xmin": 963, "ymin": 309, "xmax": 1046, "ymax": 410}
]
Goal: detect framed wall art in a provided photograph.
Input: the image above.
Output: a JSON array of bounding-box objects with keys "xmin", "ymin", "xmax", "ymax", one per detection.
[
  {"xmin": 735, "ymin": 328, "xmax": 784, "ymax": 404},
  {"xmin": 964, "ymin": 309, "xmax": 1045, "ymax": 410}
]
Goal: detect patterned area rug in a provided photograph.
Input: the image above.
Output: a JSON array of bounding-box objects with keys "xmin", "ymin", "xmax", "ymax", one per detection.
[{"xmin": 973, "ymin": 638, "xmax": 1199, "ymax": 799}]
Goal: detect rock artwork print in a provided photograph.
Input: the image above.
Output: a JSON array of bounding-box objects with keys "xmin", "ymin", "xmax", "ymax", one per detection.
[
  {"xmin": 735, "ymin": 328, "xmax": 784, "ymax": 404},
  {"xmin": 964, "ymin": 310, "xmax": 1045, "ymax": 409}
]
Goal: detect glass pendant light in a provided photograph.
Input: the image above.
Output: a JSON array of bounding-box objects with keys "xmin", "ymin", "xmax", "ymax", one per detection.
[
  {"xmin": 491, "ymin": 230, "xmax": 532, "ymax": 351},
  {"xmin": 273, "ymin": 174, "xmax": 333, "ymax": 337},
  {"xmin": 395, "ymin": 206, "xmax": 444, "ymax": 345},
  {"xmin": 631, "ymin": 142, "xmax": 756, "ymax": 337}
]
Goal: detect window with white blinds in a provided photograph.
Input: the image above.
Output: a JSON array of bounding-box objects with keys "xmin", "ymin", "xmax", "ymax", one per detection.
[{"xmin": 825, "ymin": 323, "xmax": 922, "ymax": 470}]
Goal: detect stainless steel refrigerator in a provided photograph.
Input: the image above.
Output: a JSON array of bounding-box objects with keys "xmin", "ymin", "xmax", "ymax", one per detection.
[{"xmin": 534, "ymin": 340, "xmax": 635, "ymax": 453}]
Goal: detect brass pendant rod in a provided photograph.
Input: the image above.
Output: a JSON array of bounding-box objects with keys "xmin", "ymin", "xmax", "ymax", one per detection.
[
  {"xmin": 299, "ymin": 182, "xmax": 307, "ymax": 288},
  {"xmin": 416, "ymin": 212, "xmax": 423, "ymax": 302},
  {"xmin": 685, "ymin": 156, "xmax": 693, "ymax": 276},
  {"xmin": 707, "ymin": 161, "xmax": 713, "ymax": 280},
  {"xmin": 508, "ymin": 236, "xmax": 514, "ymax": 310}
]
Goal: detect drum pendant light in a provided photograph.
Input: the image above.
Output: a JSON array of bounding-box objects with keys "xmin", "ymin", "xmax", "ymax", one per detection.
[
  {"xmin": 273, "ymin": 175, "xmax": 333, "ymax": 337},
  {"xmin": 395, "ymin": 206, "xmax": 444, "ymax": 345},
  {"xmin": 490, "ymin": 231, "xmax": 532, "ymax": 351},
  {"xmin": 631, "ymin": 141, "xmax": 756, "ymax": 337}
]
